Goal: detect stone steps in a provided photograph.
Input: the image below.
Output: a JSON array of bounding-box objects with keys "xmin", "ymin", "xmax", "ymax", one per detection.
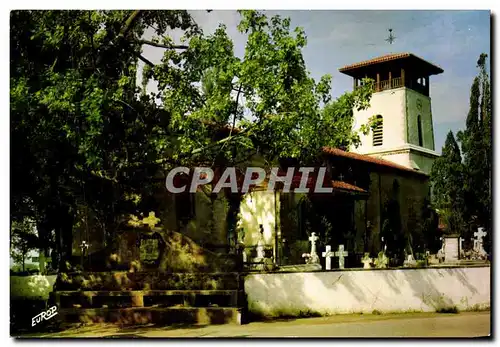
[
  {"xmin": 55, "ymin": 272, "xmax": 242, "ymax": 291},
  {"xmin": 55, "ymin": 306, "xmax": 242, "ymax": 325},
  {"xmin": 51, "ymin": 272, "xmax": 247, "ymax": 326},
  {"xmin": 54, "ymin": 290, "xmax": 241, "ymax": 309}
]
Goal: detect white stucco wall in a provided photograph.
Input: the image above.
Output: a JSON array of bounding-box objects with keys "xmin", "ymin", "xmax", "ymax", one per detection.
[
  {"xmin": 376, "ymin": 150, "xmax": 412, "ymax": 169},
  {"xmin": 245, "ymin": 267, "xmax": 490, "ymax": 316},
  {"xmin": 10, "ymin": 275, "xmax": 57, "ymax": 300},
  {"xmin": 238, "ymin": 190, "xmax": 279, "ymax": 246},
  {"xmin": 352, "ymin": 88, "xmax": 407, "ymax": 154},
  {"xmin": 351, "ymin": 87, "xmax": 439, "ymax": 175}
]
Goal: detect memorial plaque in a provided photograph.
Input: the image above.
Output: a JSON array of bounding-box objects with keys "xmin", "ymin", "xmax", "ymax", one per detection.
[
  {"xmin": 444, "ymin": 237, "xmax": 459, "ymax": 262},
  {"xmin": 138, "ymin": 232, "xmax": 163, "ymax": 267}
]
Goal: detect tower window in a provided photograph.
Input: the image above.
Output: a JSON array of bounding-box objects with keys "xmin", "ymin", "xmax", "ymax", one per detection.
[
  {"xmin": 373, "ymin": 115, "xmax": 383, "ymax": 146},
  {"xmin": 417, "ymin": 115, "xmax": 423, "ymax": 147}
]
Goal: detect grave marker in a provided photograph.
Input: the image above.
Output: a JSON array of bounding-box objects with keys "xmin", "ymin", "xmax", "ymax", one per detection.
[
  {"xmin": 361, "ymin": 253, "xmax": 373, "ymax": 269},
  {"xmin": 334, "ymin": 244, "xmax": 348, "ymax": 269},
  {"xmin": 306, "ymin": 232, "xmax": 320, "ymax": 264},
  {"xmin": 374, "ymin": 251, "xmax": 388, "ymax": 268},
  {"xmin": 322, "ymin": 245, "xmax": 335, "ymax": 270}
]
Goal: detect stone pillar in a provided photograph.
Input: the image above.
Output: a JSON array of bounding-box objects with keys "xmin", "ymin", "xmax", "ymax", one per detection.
[{"xmin": 131, "ymin": 293, "xmax": 144, "ymax": 307}]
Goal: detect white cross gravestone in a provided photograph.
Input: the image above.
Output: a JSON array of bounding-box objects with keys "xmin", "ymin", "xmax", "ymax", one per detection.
[
  {"xmin": 361, "ymin": 253, "xmax": 373, "ymax": 269},
  {"xmin": 322, "ymin": 245, "xmax": 335, "ymax": 270},
  {"xmin": 307, "ymin": 232, "xmax": 320, "ymax": 264},
  {"xmin": 474, "ymin": 228, "xmax": 487, "ymax": 255},
  {"xmin": 309, "ymin": 232, "xmax": 319, "ymax": 256},
  {"xmin": 334, "ymin": 244, "xmax": 348, "ymax": 269}
]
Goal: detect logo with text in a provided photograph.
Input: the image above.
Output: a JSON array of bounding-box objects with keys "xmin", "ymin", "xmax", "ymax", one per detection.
[
  {"xmin": 165, "ymin": 167, "xmax": 335, "ymax": 194},
  {"xmin": 32, "ymin": 306, "xmax": 58, "ymax": 327}
]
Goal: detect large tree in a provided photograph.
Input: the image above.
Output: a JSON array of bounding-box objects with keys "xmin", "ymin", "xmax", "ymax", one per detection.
[
  {"xmin": 11, "ymin": 10, "xmax": 374, "ymax": 266},
  {"xmin": 431, "ymin": 131, "xmax": 468, "ymax": 237},
  {"xmin": 141, "ymin": 10, "xmax": 375, "ymax": 240},
  {"xmin": 11, "ymin": 10, "xmax": 201, "ymax": 268},
  {"xmin": 456, "ymin": 53, "xmax": 492, "ymax": 248}
]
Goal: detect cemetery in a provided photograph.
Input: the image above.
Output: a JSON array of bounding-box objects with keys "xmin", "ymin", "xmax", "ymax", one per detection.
[
  {"xmin": 10, "ymin": 213, "xmax": 490, "ymax": 329},
  {"xmin": 10, "ymin": 10, "xmax": 491, "ymax": 337},
  {"xmin": 244, "ymin": 230, "xmax": 490, "ymax": 318},
  {"xmin": 10, "ymin": 51, "xmax": 491, "ymax": 331}
]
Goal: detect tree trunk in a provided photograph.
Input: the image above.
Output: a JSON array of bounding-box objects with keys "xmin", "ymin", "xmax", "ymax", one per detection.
[
  {"xmin": 225, "ymin": 191, "xmax": 243, "ymax": 253},
  {"xmin": 55, "ymin": 207, "xmax": 75, "ymax": 271}
]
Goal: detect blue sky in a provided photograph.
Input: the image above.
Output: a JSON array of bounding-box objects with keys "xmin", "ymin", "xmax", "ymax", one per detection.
[{"xmin": 143, "ymin": 10, "xmax": 491, "ymax": 153}]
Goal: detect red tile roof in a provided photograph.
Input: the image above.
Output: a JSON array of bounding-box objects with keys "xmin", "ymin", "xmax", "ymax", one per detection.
[
  {"xmin": 331, "ymin": 180, "xmax": 367, "ymax": 193},
  {"xmin": 322, "ymin": 147, "xmax": 428, "ymax": 177},
  {"xmin": 338, "ymin": 52, "xmax": 443, "ymax": 75},
  {"xmin": 244, "ymin": 172, "xmax": 367, "ymax": 194}
]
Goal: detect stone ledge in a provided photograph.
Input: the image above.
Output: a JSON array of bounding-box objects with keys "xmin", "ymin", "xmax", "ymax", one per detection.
[
  {"xmin": 252, "ymin": 263, "xmax": 490, "ymax": 274},
  {"xmin": 55, "ymin": 307, "xmax": 242, "ymax": 325}
]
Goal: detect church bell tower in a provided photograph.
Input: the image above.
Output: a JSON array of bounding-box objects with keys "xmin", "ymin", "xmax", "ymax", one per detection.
[{"xmin": 339, "ymin": 53, "xmax": 443, "ymax": 175}]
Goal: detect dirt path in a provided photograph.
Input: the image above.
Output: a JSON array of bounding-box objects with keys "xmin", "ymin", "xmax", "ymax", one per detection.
[{"xmin": 18, "ymin": 311, "xmax": 490, "ymax": 338}]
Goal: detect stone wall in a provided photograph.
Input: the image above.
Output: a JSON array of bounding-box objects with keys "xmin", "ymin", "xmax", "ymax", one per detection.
[
  {"xmin": 364, "ymin": 170, "xmax": 429, "ymax": 254},
  {"xmin": 244, "ymin": 266, "xmax": 490, "ymax": 317}
]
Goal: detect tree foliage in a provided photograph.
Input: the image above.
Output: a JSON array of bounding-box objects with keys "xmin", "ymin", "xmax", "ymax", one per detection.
[
  {"xmin": 11, "ymin": 219, "xmax": 39, "ymax": 271},
  {"xmin": 11, "ymin": 10, "xmax": 374, "ymax": 266},
  {"xmin": 431, "ymin": 131, "xmax": 467, "ymax": 236},
  {"xmin": 11, "ymin": 10, "xmax": 201, "ymax": 267},
  {"xmin": 431, "ymin": 53, "xmax": 491, "ymax": 246},
  {"xmin": 456, "ymin": 54, "xmax": 491, "ymax": 244}
]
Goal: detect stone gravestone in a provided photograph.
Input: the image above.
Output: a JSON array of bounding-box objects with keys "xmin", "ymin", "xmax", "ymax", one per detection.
[
  {"xmin": 374, "ymin": 251, "xmax": 388, "ymax": 268},
  {"xmin": 437, "ymin": 237, "xmax": 445, "ymax": 262},
  {"xmin": 334, "ymin": 244, "xmax": 348, "ymax": 269},
  {"xmin": 403, "ymin": 254, "xmax": 417, "ymax": 267},
  {"xmin": 443, "ymin": 235, "xmax": 459, "ymax": 262},
  {"xmin": 322, "ymin": 245, "xmax": 335, "ymax": 270},
  {"xmin": 473, "ymin": 228, "xmax": 487, "ymax": 257},
  {"xmin": 249, "ymin": 225, "xmax": 273, "ymax": 271},
  {"xmin": 459, "ymin": 237, "xmax": 465, "ymax": 258},
  {"xmin": 361, "ymin": 253, "xmax": 373, "ymax": 269},
  {"xmin": 255, "ymin": 237, "xmax": 265, "ymax": 260},
  {"xmin": 303, "ymin": 232, "xmax": 320, "ymax": 264}
]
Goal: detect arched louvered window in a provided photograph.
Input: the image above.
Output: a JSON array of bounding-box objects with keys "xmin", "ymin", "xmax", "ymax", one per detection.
[
  {"xmin": 373, "ymin": 115, "xmax": 383, "ymax": 146},
  {"xmin": 417, "ymin": 115, "xmax": 423, "ymax": 147}
]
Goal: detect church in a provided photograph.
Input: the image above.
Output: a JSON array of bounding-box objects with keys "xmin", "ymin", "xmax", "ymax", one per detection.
[
  {"xmin": 237, "ymin": 52, "xmax": 443, "ymax": 268},
  {"xmin": 71, "ymin": 52, "xmax": 443, "ymax": 272}
]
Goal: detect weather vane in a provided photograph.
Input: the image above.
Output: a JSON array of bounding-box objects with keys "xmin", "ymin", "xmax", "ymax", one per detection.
[{"xmin": 385, "ymin": 28, "xmax": 396, "ymax": 45}]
